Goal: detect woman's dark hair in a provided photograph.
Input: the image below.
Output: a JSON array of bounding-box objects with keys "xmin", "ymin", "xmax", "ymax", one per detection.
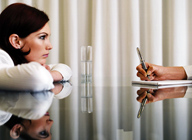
[
  {"xmin": 5, "ymin": 115, "xmax": 38, "ymax": 140},
  {"xmin": 4, "ymin": 114, "xmax": 24, "ymax": 130},
  {"xmin": 0, "ymin": 3, "xmax": 49, "ymax": 65}
]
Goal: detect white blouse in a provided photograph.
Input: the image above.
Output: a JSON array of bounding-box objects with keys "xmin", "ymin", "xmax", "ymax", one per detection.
[
  {"xmin": 183, "ymin": 65, "xmax": 192, "ymax": 80},
  {"xmin": 0, "ymin": 49, "xmax": 72, "ymax": 91}
]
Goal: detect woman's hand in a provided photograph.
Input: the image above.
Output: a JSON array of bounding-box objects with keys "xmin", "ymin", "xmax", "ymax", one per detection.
[
  {"xmin": 136, "ymin": 62, "xmax": 187, "ymax": 81},
  {"xmin": 42, "ymin": 64, "xmax": 63, "ymax": 82},
  {"xmin": 42, "ymin": 64, "xmax": 51, "ymax": 72}
]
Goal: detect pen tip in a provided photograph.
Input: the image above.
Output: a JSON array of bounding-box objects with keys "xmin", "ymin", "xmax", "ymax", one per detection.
[
  {"xmin": 137, "ymin": 112, "xmax": 141, "ymax": 118},
  {"xmin": 147, "ymin": 75, "xmax": 150, "ymax": 80}
]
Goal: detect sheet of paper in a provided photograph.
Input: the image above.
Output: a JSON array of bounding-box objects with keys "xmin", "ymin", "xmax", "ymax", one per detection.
[{"xmin": 132, "ymin": 80, "xmax": 192, "ymax": 86}]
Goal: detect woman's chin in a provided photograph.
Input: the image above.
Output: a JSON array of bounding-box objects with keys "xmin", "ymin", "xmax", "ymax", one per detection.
[{"xmin": 36, "ymin": 59, "xmax": 46, "ymax": 65}]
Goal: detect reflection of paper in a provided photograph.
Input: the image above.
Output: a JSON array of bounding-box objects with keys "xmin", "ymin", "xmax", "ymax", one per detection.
[
  {"xmin": 132, "ymin": 83, "xmax": 192, "ymax": 89},
  {"xmin": 132, "ymin": 80, "xmax": 192, "ymax": 86},
  {"xmin": 116, "ymin": 129, "xmax": 133, "ymax": 140}
]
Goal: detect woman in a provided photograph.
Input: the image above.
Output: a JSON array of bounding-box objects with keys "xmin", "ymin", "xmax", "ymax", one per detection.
[{"xmin": 0, "ymin": 3, "xmax": 72, "ymax": 91}]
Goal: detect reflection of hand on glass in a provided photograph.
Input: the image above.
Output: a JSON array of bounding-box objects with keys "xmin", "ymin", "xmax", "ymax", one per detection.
[
  {"xmin": 137, "ymin": 86, "xmax": 188, "ymax": 104},
  {"xmin": 52, "ymin": 82, "xmax": 72, "ymax": 99},
  {"xmin": 51, "ymin": 82, "xmax": 64, "ymax": 94}
]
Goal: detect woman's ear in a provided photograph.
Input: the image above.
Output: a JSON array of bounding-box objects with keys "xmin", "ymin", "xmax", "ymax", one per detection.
[
  {"xmin": 9, "ymin": 34, "xmax": 23, "ymax": 49},
  {"xmin": 10, "ymin": 124, "xmax": 23, "ymax": 139}
]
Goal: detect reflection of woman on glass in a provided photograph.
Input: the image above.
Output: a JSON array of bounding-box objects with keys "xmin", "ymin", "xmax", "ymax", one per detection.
[
  {"xmin": 0, "ymin": 82, "xmax": 72, "ymax": 140},
  {"xmin": 0, "ymin": 90, "xmax": 54, "ymax": 140},
  {"xmin": 5, "ymin": 113, "xmax": 53, "ymax": 140},
  {"xmin": 0, "ymin": 3, "xmax": 72, "ymax": 91}
]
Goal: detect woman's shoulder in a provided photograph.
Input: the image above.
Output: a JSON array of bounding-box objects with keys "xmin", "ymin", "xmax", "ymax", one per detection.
[
  {"xmin": 0, "ymin": 49, "xmax": 14, "ymax": 66},
  {"xmin": 0, "ymin": 49, "xmax": 10, "ymax": 56}
]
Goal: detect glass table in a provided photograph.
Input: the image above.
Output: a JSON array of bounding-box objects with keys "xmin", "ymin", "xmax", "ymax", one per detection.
[{"xmin": 0, "ymin": 81, "xmax": 192, "ymax": 140}]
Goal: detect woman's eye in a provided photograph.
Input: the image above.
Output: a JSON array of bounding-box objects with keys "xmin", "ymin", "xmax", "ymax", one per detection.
[
  {"xmin": 39, "ymin": 131, "xmax": 48, "ymax": 136},
  {"xmin": 39, "ymin": 35, "xmax": 46, "ymax": 40}
]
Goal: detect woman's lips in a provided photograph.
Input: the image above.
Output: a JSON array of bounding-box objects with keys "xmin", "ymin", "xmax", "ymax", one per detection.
[{"xmin": 43, "ymin": 54, "xmax": 49, "ymax": 58}]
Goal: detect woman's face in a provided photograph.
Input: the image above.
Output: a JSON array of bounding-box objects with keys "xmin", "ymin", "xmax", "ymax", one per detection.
[
  {"xmin": 21, "ymin": 23, "xmax": 52, "ymax": 65},
  {"xmin": 22, "ymin": 112, "xmax": 53, "ymax": 139}
]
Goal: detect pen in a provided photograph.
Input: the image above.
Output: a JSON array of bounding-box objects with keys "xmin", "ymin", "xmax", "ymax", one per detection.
[
  {"xmin": 137, "ymin": 90, "xmax": 150, "ymax": 118},
  {"xmin": 136, "ymin": 47, "xmax": 150, "ymax": 79}
]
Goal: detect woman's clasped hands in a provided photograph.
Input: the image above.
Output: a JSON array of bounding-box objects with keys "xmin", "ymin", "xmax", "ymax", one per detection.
[{"xmin": 42, "ymin": 64, "xmax": 63, "ymax": 81}]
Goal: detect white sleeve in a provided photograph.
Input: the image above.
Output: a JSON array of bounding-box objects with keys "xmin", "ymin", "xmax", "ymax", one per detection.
[
  {"xmin": 184, "ymin": 87, "xmax": 192, "ymax": 98},
  {"xmin": 0, "ymin": 49, "xmax": 14, "ymax": 68},
  {"xmin": 0, "ymin": 62, "xmax": 54, "ymax": 91},
  {"xmin": 49, "ymin": 63, "xmax": 72, "ymax": 81},
  {"xmin": 0, "ymin": 50, "xmax": 54, "ymax": 91},
  {"xmin": 183, "ymin": 65, "xmax": 192, "ymax": 80}
]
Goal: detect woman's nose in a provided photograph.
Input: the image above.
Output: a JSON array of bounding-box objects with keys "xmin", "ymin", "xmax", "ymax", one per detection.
[
  {"xmin": 46, "ymin": 40, "xmax": 53, "ymax": 50},
  {"xmin": 47, "ymin": 44, "xmax": 52, "ymax": 50},
  {"xmin": 47, "ymin": 119, "xmax": 54, "ymax": 125}
]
